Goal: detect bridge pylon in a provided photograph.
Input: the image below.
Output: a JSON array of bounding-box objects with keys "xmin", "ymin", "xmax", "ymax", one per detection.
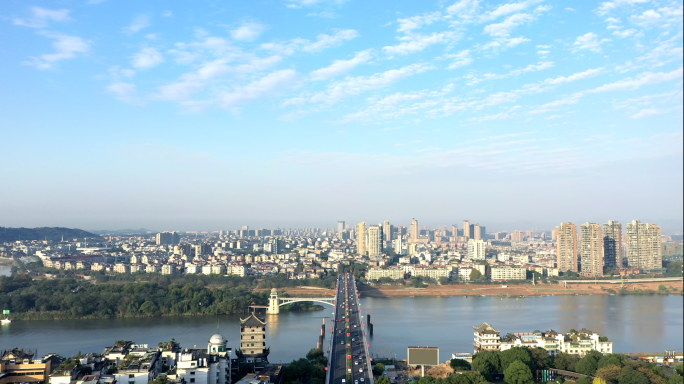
[{"xmin": 267, "ymin": 288, "xmax": 280, "ymax": 314}]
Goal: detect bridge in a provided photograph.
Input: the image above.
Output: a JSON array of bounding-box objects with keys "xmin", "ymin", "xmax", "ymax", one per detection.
[{"xmin": 258, "ymin": 288, "xmax": 335, "ymax": 314}]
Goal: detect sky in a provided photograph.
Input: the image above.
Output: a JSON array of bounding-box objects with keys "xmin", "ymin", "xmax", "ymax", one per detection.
[{"xmin": 0, "ymin": 0, "xmax": 682, "ymax": 233}]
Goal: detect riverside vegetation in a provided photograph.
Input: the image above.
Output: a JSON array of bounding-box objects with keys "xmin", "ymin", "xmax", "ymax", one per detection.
[{"xmin": 0, "ymin": 262, "xmax": 370, "ymax": 320}]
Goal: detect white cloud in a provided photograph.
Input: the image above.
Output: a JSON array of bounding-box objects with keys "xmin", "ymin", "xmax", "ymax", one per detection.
[
  {"xmin": 480, "ymin": 0, "xmax": 544, "ymax": 22},
  {"xmin": 443, "ymin": 50, "xmax": 473, "ymax": 69},
  {"xmin": 107, "ymin": 82, "xmax": 139, "ymax": 103},
  {"xmin": 481, "ymin": 36, "xmax": 530, "ymax": 50},
  {"xmin": 383, "ymin": 33, "xmax": 451, "ymax": 55},
  {"xmin": 13, "ymin": 7, "xmax": 71, "ymax": 28},
  {"xmin": 573, "ymin": 32, "xmax": 611, "ymax": 53},
  {"xmin": 612, "ymin": 28, "xmax": 637, "ymax": 38},
  {"xmin": 230, "ymin": 21, "xmax": 267, "ymax": 42},
  {"xmin": 596, "ymin": 0, "xmax": 649, "ymax": 16},
  {"xmin": 310, "ymin": 50, "xmax": 372, "ymax": 80},
  {"xmin": 632, "ymin": 9, "xmax": 662, "ymax": 25},
  {"xmin": 630, "ymin": 108, "xmax": 661, "ymax": 119},
  {"xmin": 446, "ymin": 0, "xmax": 481, "ymax": 21},
  {"xmin": 306, "ymin": 12, "xmax": 337, "ymax": 18},
  {"xmin": 123, "ymin": 15, "xmax": 150, "ymax": 34},
  {"xmin": 262, "ymin": 29, "xmax": 359, "ymax": 55},
  {"xmin": 131, "ymin": 47, "xmax": 165, "ymax": 69},
  {"xmin": 466, "ymin": 61, "xmax": 554, "ymax": 85},
  {"xmin": 397, "ymin": 12, "xmax": 442, "ymax": 33},
  {"xmin": 589, "ymin": 67, "xmax": 683, "ymax": 92},
  {"xmin": 291, "ymin": 63, "xmax": 433, "ymax": 105},
  {"xmin": 285, "ymin": 0, "xmax": 348, "ymax": 9},
  {"xmin": 484, "ymin": 13, "xmax": 534, "ymax": 37},
  {"xmin": 542, "ymin": 67, "xmax": 604, "ymax": 85},
  {"xmin": 23, "ymin": 32, "xmax": 89, "ymax": 69},
  {"xmin": 161, "ymin": 10, "xmax": 173, "ymax": 17},
  {"xmin": 220, "ymin": 69, "xmax": 299, "ymax": 107},
  {"xmin": 528, "ymin": 93, "xmax": 582, "ymax": 114}
]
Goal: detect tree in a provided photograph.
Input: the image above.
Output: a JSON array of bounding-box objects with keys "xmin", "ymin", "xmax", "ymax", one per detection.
[
  {"xmin": 451, "ymin": 358, "xmax": 472, "ymax": 371},
  {"xmin": 598, "ymin": 354, "xmax": 626, "ymax": 370},
  {"xmin": 376, "ymin": 377, "xmax": 392, "ymax": 384},
  {"xmin": 594, "ymin": 378, "xmax": 607, "ymax": 384},
  {"xmin": 669, "ymin": 372, "xmax": 683, "ymax": 384},
  {"xmin": 618, "ymin": 366, "xmax": 649, "ymax": 384},
  {"xmin": 470, "ymin": 269, "xmax": 484, "ymax": 281},
  {"xmin": 373, "ymin": 363, "xmax": 386, "ymax": 375},
  {"xmin": 473, "ymin": 350, "xmax": 501, "ymax": 380},
  {"xmin": 501, "ymin": 348, "xmax": 534, "ymax": 371},
  {"xmin": 595, "ymin": 365, "xmax": 622, "ymax": 384},
  {"xmin": 529, "ymin": 347, "xmax": 552, "ymax": 369},
  {"xmin": 676, "ymin": 365, "xmax": 683, "ymax": 376},
  {"xmin": 439, "ymin": 277, "xmax": 451, "ymax": 285},
  {"xmin": 553, "ymin": 353, "xmax": 578, "ymax": 371},
  {"xmin": 150, "ymin": 377, "xmax": 169, "ymax": 384},
  {"xmin": 504, "ymin": 360, "xmax": 534, "ymax": 384},
  {"xmin": 419, "ymin": 376, "xmax": 436, "ymax": 384},
  {"xmin": 576, "ymin": 354, "xmax": 599, "ymax": 376},
  {"xmin": 576, "ymin": 378, "xmax": 592, "ymax": 384}
]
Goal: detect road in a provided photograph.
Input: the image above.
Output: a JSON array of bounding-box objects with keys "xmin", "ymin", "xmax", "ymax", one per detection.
[{"xmin": 328, "ymin": 273, "xmax": 374, "ymax": 384}]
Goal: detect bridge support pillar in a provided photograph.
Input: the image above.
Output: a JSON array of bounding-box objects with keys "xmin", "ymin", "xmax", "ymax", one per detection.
[{"xmin": 267, "ymin": 288, "xmax": 280, "ymax": 314}]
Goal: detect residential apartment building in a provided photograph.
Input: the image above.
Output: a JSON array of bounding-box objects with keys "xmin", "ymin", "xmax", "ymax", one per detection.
[
  {"xmin": 556, "ymin": 222, "xmax": 578, "ymax": 273},
  {"xmin": 357, "ymin": 222, "xmax": 367, "ymax": 256},
  {"xmin": 467, "ymin": 239, "xmax": 486, "ymax": 260},
  {"xmin": 174, "ymin": 335, "xmax": 232, "ymax": 384},
  {"xmin": 410, "ymin": 267, "xmax": 450, "ymax": 280},
  {"xmin": 366, "ymin": 267, "xmax": 405, "ymax": 280},
  {"xmin": 490, "ymin": 267, "xmax": 526, "ymax": 281},
  {"xmin": 603, "ymin": 220, "xmax": 623, "ymax": 268},
  {"xmin": 626, "ymin": 220, "xmax": 662, "ymax": 270},
  {"xmin": 410, "ymin": 219, "xmax": 419, "ymax": 242},
  {"xmin": 499, "ymin": 329, "xmax": 613, "ymax": 357},
  {"xmin": 463, "ymin": 220, "xmax": 471, "ymax": 239},
  {"xmin": 368, "ymin": 225, "xmax": 383, "ymax": 257},
  {"xmin": 580, "ymin": 223, "xmax": 603, "ymax": 277}
]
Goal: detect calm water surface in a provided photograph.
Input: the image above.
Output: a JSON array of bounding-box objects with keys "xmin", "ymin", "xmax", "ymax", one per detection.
[{"xmin": 1, "ymin": 295, "xmax": 681, "ymax": 362}]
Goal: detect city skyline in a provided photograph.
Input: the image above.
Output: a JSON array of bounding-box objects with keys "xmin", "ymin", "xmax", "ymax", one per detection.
[{"xmin": 1, "ymin": 0, "xmax": 682, "ymax": 231}]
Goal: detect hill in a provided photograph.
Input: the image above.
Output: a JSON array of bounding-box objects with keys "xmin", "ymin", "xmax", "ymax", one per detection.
[{"xmin": 0, "ymin": 227, "xmax": 102, "ymax": 243}]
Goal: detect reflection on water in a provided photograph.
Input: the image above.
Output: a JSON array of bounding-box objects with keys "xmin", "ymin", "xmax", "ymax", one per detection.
[{"xmin": 1, "ymin": 295, "xmax": 681, "ymax": 362}]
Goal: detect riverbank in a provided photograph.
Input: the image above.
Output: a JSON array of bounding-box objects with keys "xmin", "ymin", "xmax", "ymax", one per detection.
[{"xmin": 358, "ymin": 280, "xmax": 683, "ymax": 298}]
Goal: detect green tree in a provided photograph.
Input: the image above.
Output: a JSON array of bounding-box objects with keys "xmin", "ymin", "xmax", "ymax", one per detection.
[
  {"xmin": 503, "ymin": 360, "xmax": 534, "ymax": 384},
  {"xmin": 501, "ymin": 347, "xmax": 534, "ymax": 371},
  {"xmin": 594, "ymin": 378, "xmax": 607, "ymax": 384},
  {"xmin": 595, "ymin": 365, "xmax": 623, "ymax": 384},
  {"xmin": 450, "ymin": 358, "xmax": 472, "ymax": 371},
  {"xmin": 618, "ymin": 366, "xmax": 649, "ymax": 384},
  {"xmin": 553, "ymin": 353, "xmax": 579, "ymax": 371},
  {"xmin": 473, "ymin": 350, "xmax": 501, "ymax": 380},
  {"xmin": 598, "ymin": 354, "xmax": 626, "ymax": 370},
  {"xmin": 150, "ymin": 376, "xmax": 169, "ymax": 384},
  {"xmin": 676, "ymin": 365, "xmax": 683, "ymax": 376},
  {"xmin": 373, "ymin": 362, "xmax": 386, "ymax": 375},
  {"xmin": 576, "ymin": 354, "xmax": 599, "ymax": 376},
  {"xmin": 529, "ymin": 347, "xmax": 552, "ymax": 369},
  {"xmin": 576, "ymin": 378, "xmax": 592, "ymax": 384},
  {"xmin": 419, "ymin": 376, "xmax": 436, "ymax": 384},
  {"xmin": 470, "ymin": 269, "xmax": 484, "ymax": 281},
  {"xmin": 376, "ymin": 377, "xmax": 392, "ymax": 384},
  {"xmin": 669, "ymin": 372, "xmax": 683, "ymax": 384}
]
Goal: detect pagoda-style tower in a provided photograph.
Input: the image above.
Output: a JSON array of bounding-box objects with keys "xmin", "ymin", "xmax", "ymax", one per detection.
[{"xmin": 236, "ymin": 312, "xmax": 270, "ymax": 363}]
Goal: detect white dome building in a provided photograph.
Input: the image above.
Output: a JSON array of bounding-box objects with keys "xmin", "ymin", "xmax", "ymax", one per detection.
[{"xmin": 208, "ymin": 333, "xmax": 227, "ymax": 353}]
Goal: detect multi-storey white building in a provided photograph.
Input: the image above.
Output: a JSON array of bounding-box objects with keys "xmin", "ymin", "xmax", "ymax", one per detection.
[
  {"xmin": 473, "ymin": 322, "xmax": 501, "ymax": 352},
  {"xmin": 174, "ymin": 334, "xmax": 232, "ymax": 384},
  {"xmin": 366, "ymin": 267, "xmax": 405, "ymax": 280},
  {"xmin": 499, "ymin": 329, "xmax": 613, "ymax": 356},
  {"xmin": 490, "ymin": 267, "xmax": 526, "ymax": 281},
  {"xmin": 467, "ymin": 239, "xmax": 486, "ymax": 260}
]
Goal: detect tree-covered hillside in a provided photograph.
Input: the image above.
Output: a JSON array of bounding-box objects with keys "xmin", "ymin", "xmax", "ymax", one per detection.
[{"xmin": 0, "ymin": 227, "xmax": 101, "ymax": 243}]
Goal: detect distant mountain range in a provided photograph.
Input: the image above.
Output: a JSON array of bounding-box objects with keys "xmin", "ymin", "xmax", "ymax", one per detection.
[{"xmin": 0, "ymin": 227, "xmax": 102, "ymax": 243}]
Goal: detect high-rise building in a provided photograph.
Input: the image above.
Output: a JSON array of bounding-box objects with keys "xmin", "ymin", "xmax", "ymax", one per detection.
[
  {"xmin": 463, "ymin": 220, "xmax": 471, "ymax": 239},
  {"xmin": 580, "ymin": 223, "xmax": 603, "ymax": 277},
  {"xmin": 603, "ymin": 220, "xmax": 623, "ymax": 268},
  {"xmin": 394, "ymin": 236, "xmax": 404, "ymax": 255},
  {"xmin": 156, "ymin": 231, "xmax": 180, "ymax": 245},
  {"xmin": 511, "ymin": 230, "xmax": 524, "ymax": 243},
  {"xmin": 410, "ymin": 218, "xmax": 419, "ymax": 242},
  {"xmin": 357, "ymin": 222, "xmax": 368, "ymax": 256},
  {"xmin": 473, "ymin": 224, "xmax": 482, "ymax": 240},
  {"xmin": 525, "ymin": 230, "xmax": 534, "ymax": 239},
  {"xmin": 383, "ymin": 220, "xmax": 391, "ymax": 242},
  {"xmin": 467, "ymin": 239, "xmax": 486, "ymax": 260},
  {"xmin": 451, "ymin": 224, "xmax": 458, "ymax": 239},
  {"xmin": 556, "ymin": 222, "xmax": 578, "ymax": 273},
  {"xmin": 368, "ymin": 225, "xmax": 383, "ymax": 256},
  {"xmin": 338, "ymin": 221, "xmax": 345, "ymax": 234},
  {"xmin": 626, "ymin": 220, "xmax": 662, "ymax": 270}
]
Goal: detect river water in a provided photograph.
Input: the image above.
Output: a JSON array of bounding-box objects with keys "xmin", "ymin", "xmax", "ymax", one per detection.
[{"xmin": 1, "ymin": 294, "xmax": 681, "ymax": 362}]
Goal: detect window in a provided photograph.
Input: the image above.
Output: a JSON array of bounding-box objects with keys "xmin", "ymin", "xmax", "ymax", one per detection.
[
  {"xmin": 190, "ymin": 372, "xmax": 195, "ymax": 375},
  {"xmin": 129, "ymin": 375, "xmax": 135, "ymax": 378},
  {"xmin": 129, "ymin": 381, "xmax": 135, "ymax": 384},
  {"xmin": 190, "ymin": 379, "xmax": 195, "ymax": 383}
]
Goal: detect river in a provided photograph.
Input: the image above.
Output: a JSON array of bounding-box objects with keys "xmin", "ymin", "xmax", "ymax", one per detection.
[{"xmin": 1, "ymin": 294, "xmax": 681, "ymax": 362}]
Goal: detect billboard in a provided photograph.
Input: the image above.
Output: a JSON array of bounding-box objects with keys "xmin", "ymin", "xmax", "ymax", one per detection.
[{"xmin": 407, "ymin": 347, "xmax": 439, "ymax": 366}]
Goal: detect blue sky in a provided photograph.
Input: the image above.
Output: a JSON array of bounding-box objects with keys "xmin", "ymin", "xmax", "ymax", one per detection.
[{"xmin": 1, "ymin": 0, "xmax": 682, "ymax": 232}]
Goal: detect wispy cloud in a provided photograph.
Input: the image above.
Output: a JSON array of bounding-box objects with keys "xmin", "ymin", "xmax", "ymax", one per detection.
[
  {"xmin": 123, "ymin": 15, "xmax": 150, "ymax": 34},
  {"xmin": 23, "ymin": 32, "xmax": 89, "ymax": 69},
  {"xmin": 310, "ymin": 50, "xmax": 372, "ymax": 81},
  {"xmin": 573, "ymin": 32, "xmax": 611, "ymax": 53},
  {"xmin": 13, "ymin": 7, "xmax": 71, "ymax": 28},
  {"xmin": 230, "ymin": 21, "xmax": 267, "ymax": 42},
  {"xmin": 131, "ymin": 48, "xmax": 165, "ymax": 69}
]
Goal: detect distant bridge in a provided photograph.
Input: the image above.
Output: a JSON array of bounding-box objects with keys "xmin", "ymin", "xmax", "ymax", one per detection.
[{"xmin": 249, "ymin": 288, "xmax": 335, "ymax": 314}]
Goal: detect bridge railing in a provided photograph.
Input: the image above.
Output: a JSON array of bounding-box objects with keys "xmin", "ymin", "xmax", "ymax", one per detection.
[{"xmin": 352, "ymin": 276, "xmax": 375, "ymax": 384}]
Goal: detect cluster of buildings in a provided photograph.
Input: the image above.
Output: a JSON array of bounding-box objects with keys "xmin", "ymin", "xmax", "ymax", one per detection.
[
  {"xmin": 473, "ymin": 322, "xmax": 613, "ymax": 356},
  {"xmin": 2, "ymin": 218, "xmax": 676, "ymax": 283},
  {"xmin": 0, "ymin": 313, "xmax": 277, "ymax": 384}
]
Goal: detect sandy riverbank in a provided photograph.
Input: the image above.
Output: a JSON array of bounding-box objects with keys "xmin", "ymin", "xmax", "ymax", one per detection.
[{"xmin": 259, "ymin": 280, "xmax": 682, "ymax": 298}]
